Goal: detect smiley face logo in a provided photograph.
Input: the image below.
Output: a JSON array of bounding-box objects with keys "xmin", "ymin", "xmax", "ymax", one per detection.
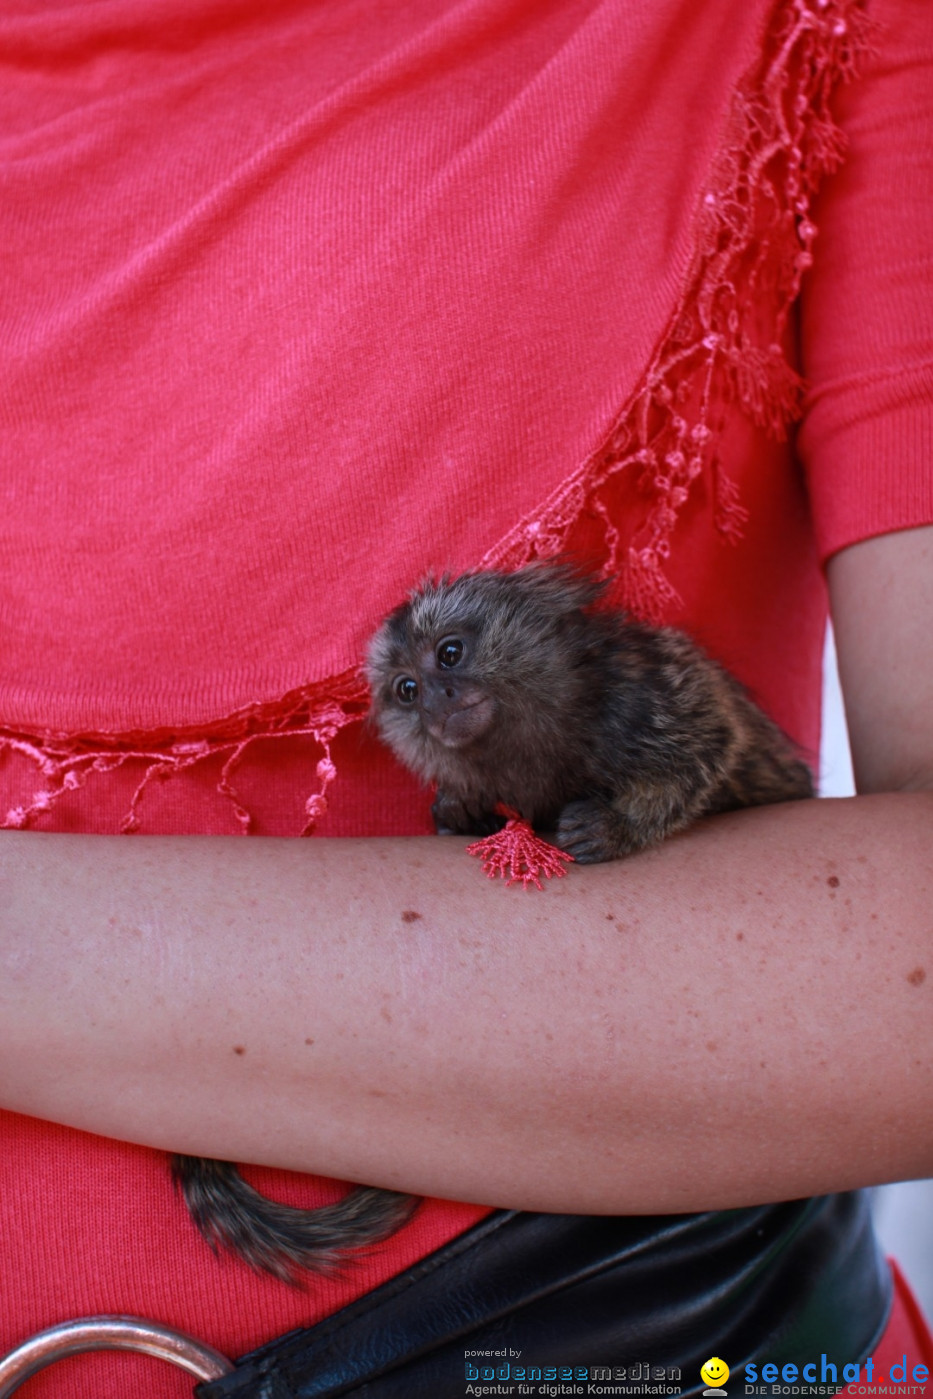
[{"xmin": 701, "ymin": 1356, "xmax": 730, "ymax": 1391}]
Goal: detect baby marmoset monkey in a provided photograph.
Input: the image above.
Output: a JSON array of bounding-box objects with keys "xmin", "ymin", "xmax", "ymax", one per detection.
[
  {"xmin": 366, "ymin": 562, "xmax": 814, "ymax": 859},
  {"xmin": 174, "ymin": 562, "xmax": 812, "ymax": 1282}
]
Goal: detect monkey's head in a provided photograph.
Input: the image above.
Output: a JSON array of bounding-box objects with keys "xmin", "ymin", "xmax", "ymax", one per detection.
[{"xmin": 366, "ymin": 564, "xmax": 605, "ymax": 783}]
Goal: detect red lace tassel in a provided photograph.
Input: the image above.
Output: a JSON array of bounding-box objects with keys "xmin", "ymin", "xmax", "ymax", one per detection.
[{"xmin": 467, "ymin": 805, "xmax": 574, "ymax": 890}]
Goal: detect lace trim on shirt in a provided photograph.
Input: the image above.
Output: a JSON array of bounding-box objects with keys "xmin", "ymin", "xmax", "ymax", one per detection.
[
  {"xmin": 1, "ymin": 0, "xmax": 870, "ymax": 835},
  {"xmin": 481, "ymin": 0, "xmax": 871, "ymax": 619},
  {"xmin": 0, "ymin": 671, "xmax": 368, "ymax": 834}
]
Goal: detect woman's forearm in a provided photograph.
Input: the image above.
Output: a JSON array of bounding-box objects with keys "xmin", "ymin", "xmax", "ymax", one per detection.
[{"xmin": 2, "ymin": 791, "xmax": 930, "ymax": 1214}]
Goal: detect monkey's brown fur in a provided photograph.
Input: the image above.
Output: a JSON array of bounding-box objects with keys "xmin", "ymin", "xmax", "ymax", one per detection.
[
  {"xmin": 176, "ymin": 563, "xmax": 812, "ymax": 1281},
  {"xmin": 366, "ymin": 562, "xmax": 814, "ymax": 861},
  {"xmin": 171, "ymin": 1156, "xmax": 413, "ymax": 1284}
]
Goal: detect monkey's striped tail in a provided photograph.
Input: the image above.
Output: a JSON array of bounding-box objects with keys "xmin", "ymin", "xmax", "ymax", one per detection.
[{"xmin": 171, "ymin": 1155, "xmax": 417, "ymax": 1285}]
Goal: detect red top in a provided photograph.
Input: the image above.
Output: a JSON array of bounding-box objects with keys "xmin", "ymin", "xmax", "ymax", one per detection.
[{"xmin": 1, "ymin": 0, "xmax": 931, "ymax": 1387}]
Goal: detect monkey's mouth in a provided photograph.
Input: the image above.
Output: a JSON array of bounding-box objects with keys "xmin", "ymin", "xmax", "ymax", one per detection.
[{"xmin": 428, "ymin": 696, "xmax": 496, "ymax": 748}]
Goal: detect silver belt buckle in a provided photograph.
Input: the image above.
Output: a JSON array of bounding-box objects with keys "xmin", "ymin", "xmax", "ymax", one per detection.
[{"xmin": 0, "ymin": 1316, "xmax": 234, "ymax": 1395}]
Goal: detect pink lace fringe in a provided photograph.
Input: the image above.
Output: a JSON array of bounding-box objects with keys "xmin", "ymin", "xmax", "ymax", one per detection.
[
  {"xmin": 482, "ymin": 0, "xmax": 871, "ymax": 620},
  {"xmin": 1, "ymin": 0, "xmax": 870, "ymax": 836},
  {"xmin": 0, "ymin": 671, "xmax": 368, "ymax": 835}
]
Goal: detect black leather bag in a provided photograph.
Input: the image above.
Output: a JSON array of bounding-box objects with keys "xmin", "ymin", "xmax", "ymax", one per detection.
[{"xmin": 197, "ymin": 1192, "xmax": 891, "ymax": 1399}]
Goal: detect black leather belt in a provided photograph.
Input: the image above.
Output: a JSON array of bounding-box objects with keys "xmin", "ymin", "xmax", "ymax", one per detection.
[{"xmin": 195, "ymin": 1191, "xmax": 890, "ymax": 1398}]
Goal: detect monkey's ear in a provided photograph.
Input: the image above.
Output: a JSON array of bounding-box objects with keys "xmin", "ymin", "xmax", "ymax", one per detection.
[
  {"xmin": 412, "ymin": 570, "xmax": 452, "ymax": 599},
  {"xmin": 512, "ymin": 559, "xmax": 607, "ymax": 615},
  {"xmin": 364, "ymin": 600, "xmax": 413, "ymax": 689}
]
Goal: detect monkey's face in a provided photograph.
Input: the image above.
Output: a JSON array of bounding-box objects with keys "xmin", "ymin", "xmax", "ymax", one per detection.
[
  {"xmin": 392, "ymin": 631, "xmax": 497, "ymax": 748},
  {"xmin": 366, "ymin": 565, "xmax": 604, "ymax": 786},
  {"xmin": 368, "ymin": 620, "xmax": 498, "ymax": 763}
]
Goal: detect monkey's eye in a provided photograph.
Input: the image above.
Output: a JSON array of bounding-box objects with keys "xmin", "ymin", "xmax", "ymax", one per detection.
[
  {"xmin": 394, "ymin": 676, "xmax": 418, "ymax": 705},
  {"xmin": 436, "ymin": 638, "xmax": 463, "ymax": 669}
]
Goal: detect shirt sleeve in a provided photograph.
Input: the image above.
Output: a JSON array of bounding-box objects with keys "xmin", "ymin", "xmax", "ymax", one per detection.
[{"xmin": 798, "ymin": 0, "xmax": 933, "ymax": 563}]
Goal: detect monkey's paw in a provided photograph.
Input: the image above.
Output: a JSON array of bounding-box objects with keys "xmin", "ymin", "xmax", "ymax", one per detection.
[
  {"xmin": 555, "ymin": 798, "xmax": 632, "ymax": 864},
  {"xmin": 432, "ymin": 791, "xmax": 504, "ymax": 837}
]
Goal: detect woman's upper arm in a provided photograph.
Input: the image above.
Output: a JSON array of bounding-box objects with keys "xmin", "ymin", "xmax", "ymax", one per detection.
[
  {"xmin": 799, "ymin": 0, "xmax": 933, "ymax": 782},
  {"xmin": 828, "ymin": 525, "xmax": 933, "ymax": 794}
]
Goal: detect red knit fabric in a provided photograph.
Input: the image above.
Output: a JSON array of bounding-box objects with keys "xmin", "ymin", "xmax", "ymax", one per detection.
[
  {"xmin": 1, "ymin": 0, "xmax": 931, "ymax": 1387},
  {"xmin": 842, "ymin": 1264, "xmax": 933, "ymax": 1395}
]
